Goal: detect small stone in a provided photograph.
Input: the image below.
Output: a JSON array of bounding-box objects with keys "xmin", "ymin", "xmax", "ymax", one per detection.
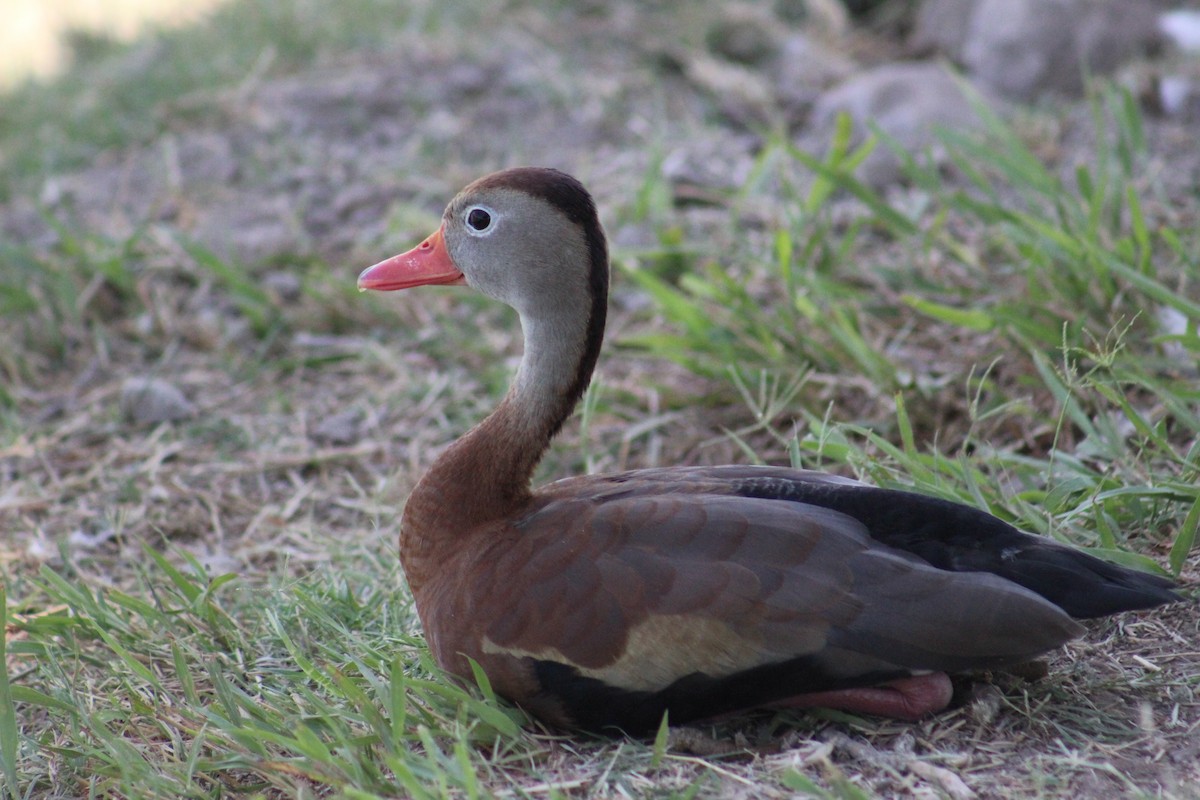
[
  {"xmin": 311, "ymin": 410, "xmax": 361, "ymax": 445},
  {"xmin": 1161, "ymin": 10, "xmax": 1200, "ymax": 54},
  {"xmin": 909, "ymin": 0, "xmax": 976, "ymax": 61},
  {"xmin": 188, "ymin": 547, "xmax": 241, "ymax": 576},
  {"xmin": 775, "ymin": 0, "xmax": 850, "ymax": 37},
  {"xmin": 682, "ymin": 52, "xmax": 777, "ymax": 124},
  {"xmin": 1156, "ymin": 305, "xmax": 1195, "ymax": 367},
  {"xmin": 1001, "ymin": 659, "xmax": 1051, "ymax": 681},
  {"xmin": 120, "ymin": 377, "xmax": 195, "ymax": 425},
  {"xmin": 68, "ymin": 527, "xmax": 118, "ymax": 550},
  {"xmin": 706, "ymin": 4, "xmax": 782, "ymax": 66},
  {"xmin": 967, "ymin": 683, "xmax": 1004, "ymax": 726},
  {"xmin": 262, "ymin": 271, "xmax": 303, "ymax": 302},
  {"xmin": 772, "ymin": 31, "xmax": 857, "ymax": 121}
]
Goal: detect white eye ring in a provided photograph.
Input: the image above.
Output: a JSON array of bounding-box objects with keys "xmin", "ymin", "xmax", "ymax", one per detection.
[{"xmin": 464, "ymin": 205, "xmax": 497, "ymax": 236}]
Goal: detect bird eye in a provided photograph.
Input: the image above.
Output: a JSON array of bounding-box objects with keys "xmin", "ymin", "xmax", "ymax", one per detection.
[{"xmin": 466, "ymin": 207, "xmax": 493, "ymax": 233}]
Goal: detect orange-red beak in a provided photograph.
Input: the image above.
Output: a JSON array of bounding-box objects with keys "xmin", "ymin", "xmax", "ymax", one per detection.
[{"xmin": 357, "ymin": 226, "xmax": 465, "ymax": 292}]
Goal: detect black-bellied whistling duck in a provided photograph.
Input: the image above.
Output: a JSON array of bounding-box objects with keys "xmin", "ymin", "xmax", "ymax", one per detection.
[{"xmin": 358, "ymin": 167, "xmax": 1179, "ymax": 734}]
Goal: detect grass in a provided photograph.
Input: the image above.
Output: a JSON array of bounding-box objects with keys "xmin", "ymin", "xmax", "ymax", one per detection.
[
  {"xmin": 7, "ymin": 551, "xmax": 528, "ymax": 798},
  {"xmin": 624, "ymin": 92, "xmax": 1200, "ymax": 574},
  {"xmin": 0, "ymin": 0, "xmax": 489, "ymax": 195},
  {"xmin": 1, "ymin": 1, "xmax": 1197, "ymax": 797}
]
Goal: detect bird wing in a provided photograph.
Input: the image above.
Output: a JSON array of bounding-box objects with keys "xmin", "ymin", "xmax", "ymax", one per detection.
[
  {"xmin": 546, "ymin": 464, "xmax": 1180, "ymax": 619},
  {"xmin": 475, "ymin": 490, "xmax": 1081, "ymax": 695}
]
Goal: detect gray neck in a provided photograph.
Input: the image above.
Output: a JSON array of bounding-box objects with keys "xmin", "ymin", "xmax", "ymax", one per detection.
[{"xmin": 511, "ymin": 306, "xmax": 591, "ymax": 434}]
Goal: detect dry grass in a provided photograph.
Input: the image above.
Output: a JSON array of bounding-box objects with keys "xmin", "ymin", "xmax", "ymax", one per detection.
[{"xmin": 1, "ymin": 1, "xmax": 1197, "ymax": 798}]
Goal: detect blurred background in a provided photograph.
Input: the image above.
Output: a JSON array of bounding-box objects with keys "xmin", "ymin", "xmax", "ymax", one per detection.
[{"xmin": 1, "ymin": 0, "xmax": 229, "ymax": 86}]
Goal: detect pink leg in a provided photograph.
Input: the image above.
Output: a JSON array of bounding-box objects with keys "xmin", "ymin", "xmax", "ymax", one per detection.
[{"xmin": 769, "ymin": 673, "xmax": 954, "ymax": 720}]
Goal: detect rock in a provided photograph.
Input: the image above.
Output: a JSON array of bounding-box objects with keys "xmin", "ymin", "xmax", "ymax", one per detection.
[
  {"xmin": 706, "ymin": 3, "xmax": 782, "ymax": 66},
  {"xmin": 1156, "ymin": 305, "xmax": 1194, "ymax": 369},
  {"xmin": 680, "ymin": 52, "xmax": 777, "ymax": 125},
  {"xmin": 186, "ymin": 546, "xmax": 242, "ymax": 576},
  {"xmin": 961, "ymin": 0, "xmax": 1078, "ymax": 100},
  {"xmin": 310, "ymin": 410, "xmax": 361, "ymax": 445},
  {"xmin": 774, "ymin": 0, "xmax": 850, "ymax": 38},
  {"xmin": 1160, "ymin": 9, "xmax": 1200, "ymax": 54},
  {"xmin": 176, "ymin": 132, "xmax": 239, "ymax": 186},
  {"xmin": 909, "ymin": 0, "xmax": 975, "ymax": 61},
  {"xmin": 1157, "ymin": 73, "xmax": 1200, "ymax": 119},
  {"xmin": 262, "ymin": 271, "xmax": 303, "ymax": 302},
  {"xmin": 1071, "ymin": 2, "xmax": 1168, "ymax": 84},
  {"xmin": 661, "ymin": 132, "xmax": 759, "ymax": 194},
  {"xmin": 913, "ymin": 0, "xmax": 1168, "ymax": 101},
  {"xmin": 808, "ymin": 62, "xmax": 990, "ymax": 187},
  {"xmin": 772, "ymin": 31, "xmax": 858, "ymax": 122},
  {"xmin": 68, "ymin": 526, "xmax": 118, "ymax": 551},
  {"xmin": 688, "ymin": 6, "xmax": 856, "ymax": 125},
  {"xmin": 120, "ymin": 378, "xmax": 195, "ymax": 425}
]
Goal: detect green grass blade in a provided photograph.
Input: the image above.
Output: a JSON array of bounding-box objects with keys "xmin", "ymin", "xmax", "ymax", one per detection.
[
  {"xmin": 1169, "ymin": 495, "xmax": 1200, "ymax": 576},
  {"xmin": 0, "ymin": 586, "xmax": 21, "ymax": 800},
  {"xmin": 902, "ymin": 295, "xmax": 995, "ymax": 331},
  {"xmin": 651, "ymin": 711, "xmax": 670, "ymax": 769}
]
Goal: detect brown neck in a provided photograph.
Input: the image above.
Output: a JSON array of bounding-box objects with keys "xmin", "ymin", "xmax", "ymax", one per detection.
[
  {"xmin": 400, "ymin": 296, "xmax": 606, "ymax": 596},
  {"xmin": 406, "ymin": 384, "xmax": 569, "ymax": 523}
]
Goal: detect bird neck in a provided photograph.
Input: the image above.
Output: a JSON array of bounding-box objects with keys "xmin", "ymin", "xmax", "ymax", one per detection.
[{"xmin": 400, "ymin": 300, "xmax": 604, "ymax": 589}]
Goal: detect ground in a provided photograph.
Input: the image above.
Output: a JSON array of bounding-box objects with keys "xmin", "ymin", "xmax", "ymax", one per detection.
[{"xmin": 1, "ymin": 2, "xmax": 1198, "ymax": 798}]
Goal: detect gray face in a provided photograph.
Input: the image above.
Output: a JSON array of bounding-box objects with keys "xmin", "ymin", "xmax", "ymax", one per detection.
[{"xmin": 440, "ymin": 186, "xmax": 593, "ymax": 322}]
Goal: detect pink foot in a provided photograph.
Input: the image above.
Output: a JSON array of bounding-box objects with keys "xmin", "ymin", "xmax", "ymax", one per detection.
[{"xmin": 769, "ymin": 673, "xmax": 954, "ymax": 720}]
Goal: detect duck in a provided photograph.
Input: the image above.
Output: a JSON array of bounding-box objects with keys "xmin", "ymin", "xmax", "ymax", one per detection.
[{"xmin": 358, "ymin": 166, "xmax": 1179, "ymax": 735}]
